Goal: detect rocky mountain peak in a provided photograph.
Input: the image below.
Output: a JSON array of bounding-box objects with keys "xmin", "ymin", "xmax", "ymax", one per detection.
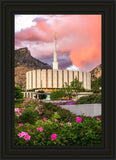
[
  {"xmin": 90, "ymin": 64, "xmax": 102, "ymax": 80},
  {"xmin": 15, "ymin": 47, "xmax": 52, "ymax": 90}
]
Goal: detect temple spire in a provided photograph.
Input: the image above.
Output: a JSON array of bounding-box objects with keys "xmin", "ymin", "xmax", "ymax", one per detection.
[{"xmin": 53, "ymin": 32, "xmax": 58, "ymax": 70}]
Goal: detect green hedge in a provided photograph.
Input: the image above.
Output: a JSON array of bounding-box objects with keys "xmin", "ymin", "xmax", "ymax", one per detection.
[
  {"xmin": 77, "ymin": 94, "xmax": 101, "ymax": 104},
  {"xmin": 50, "ymin": 90, "xmax": 66, "ymax": 100}
]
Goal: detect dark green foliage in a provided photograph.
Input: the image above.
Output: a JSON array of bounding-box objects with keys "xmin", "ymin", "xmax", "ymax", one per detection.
[
  {"xmin": 15, "ymin": 118, "xmax": 101, "ymax": 146},
  {"xmin": 50, "ymin": 90, "xmax": 66, "ymax": 100},
  {"xmin": 15, "ymin": 99, "xmax": 102, "ymax": 146},
  {"xmin": 71, "ymin": 78, "xmax": 84, "ymax": 93},
  {"xmin": 63, "ymin": 82, "xmax": 73, "ymax": 99},
  {"xmin": 77, "ymin": 94, "xmax": 101, "ymax": 104},
  {"xmin": 14, "ymin": 86, "xmax": 23, "ymax": 99},
  {"xmin": 91, "ymin": 77, "xmax": 102, "ymax": 93},
  {"xmin": 19, "ymin": 108, "xmax": 37, "ymax": 124},
  {"xmin": 14, "ymin": 99, "xmax": 24, "ymax": 104},
  {"xmin": 42, "ymin": 102, "xmax": 77, "ymax": 122},
  {"xmin": 62, "ymin": 78, "xmax": 84, "ymax": 99}
]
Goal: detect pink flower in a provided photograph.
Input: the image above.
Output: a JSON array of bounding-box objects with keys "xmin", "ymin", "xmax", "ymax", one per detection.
[
  {"xmin": 43, "ymin": 117, "xmax": 46, "ymax": 121},
  {"xmin": 36, "ymin": 127, "xmax": 43, "ymax": 132},
  {"xmin": 60, "ymin": 123, "xmax": 64, "ymax": 126},
  {"xmin": 55, "ymin": 119, "xmax": 58, "ymax": 122},
  {"xmin": 96, "ymin": 117, "xmax": 100, "ymax": 120},
  {"xmin": 20, "ymin": 108, "xmax": 26, "ymax": 111},
  {"xmin": 37, "ymin": 110, "xmax": 40, "ymax": 112},
  {"xmin": 17, "ymin": 111, "xmax": 21, "ymax": 116},
  {"xmin": 19, "ymin": 123, "xmax": 23, "ymax": 126},
  {"xmin": 37, "ymin": 116, "xmax": 39, "ymax": 118},
  {"xmin": 15, "ymin": 108, "xmax": 20, "ymax": 112},
  {"xmin": 24, "ymin": 134, "xmax": 31, "ymax": 141},
  {"xmin": 18, "ymin": 131, "xmax": 28, "ymax": 137},
  {"xmin": 18, "ymin": 133, "xmax": 24, "ymax": 138},
  {"xmin": 16, "ymin": 114, "xmax": 19, "ymax": 117},
  {"xmin": 51, "ymin": 134, "xmax": 57, "ymax": 140},
  {"xmin": 68, "ymin": 122, "xmax": 72, "ymax": 126},
  {"xmin": 28, "ymin": 104, "xmax": 30, "ymax": 106},
  {"xmin": 76, "ymin": 117, "xmax": 82, "ymax": 123},
  {"xmin": 42, "ymin": 109, "xmax": 44, "ymax": 111}
]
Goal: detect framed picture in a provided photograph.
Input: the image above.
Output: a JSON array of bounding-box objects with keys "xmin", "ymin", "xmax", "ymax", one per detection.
[{"xmin": 0, "ymin": 0, "xmax": 115, "ymax": 159}]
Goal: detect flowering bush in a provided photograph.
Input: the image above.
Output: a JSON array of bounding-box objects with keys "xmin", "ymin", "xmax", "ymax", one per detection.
[
  {"xmin": 15, "ymin": 98, "xmax": 102, "ymax": 146},
  {"xmin": 42, "ymin": 102, "xmax": 77, "ymax": 122},
  {"xmin": 15, "ymin": 118, "xmax": 101, "ymax": 146}
]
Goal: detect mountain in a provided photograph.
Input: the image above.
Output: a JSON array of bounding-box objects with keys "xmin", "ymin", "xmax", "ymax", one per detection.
[
  {"xmin": 66, "ymin": 64, "xmax": 79, "ymax": 71},
  {"xmin": 15, "ymin": 47, "xmax": 52, "ymax": 69},
  {"xmin": 90, "ymin": 64, "xmax": 102, "ymax": 81},
  {"xmin": 15, "ymin": 47, "xmax": 52, "ymax": 91}
]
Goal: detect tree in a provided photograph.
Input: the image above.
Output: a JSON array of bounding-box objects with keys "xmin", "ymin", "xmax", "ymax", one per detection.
[
  {"xmin": 14, "ymin": 86, "xmax": 23, "ymax": 99},
  {"xmin": 63, "ymin": 82, "xmax": 73, "ymax": 100},
  {"xmin": 70, "ymin": 78, "xmax": 84, "ymax": 99},
  {"xmin": 91, "ymin": 77, "xmax": 102, "ymax": 93}
]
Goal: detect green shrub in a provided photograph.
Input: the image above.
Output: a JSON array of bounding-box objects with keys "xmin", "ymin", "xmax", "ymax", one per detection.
[
  {"xmin": 21, "ymin": 99, "xmax": 41, "ymax": 109},
  {"xmin": 43, "ymin": 109, "xmax": 54, "ymax": 119},
  {"xmin": 42, "ymin": 102, "xmax": 77, "ymax": 123},
  {"xmin": 14, "ymin": 99, "xmax": 102, "ymax": 146},
  {"xmin": 52, "ymin": 112, "xmax": 61, "ymax": 121},
  {"xmin": 50, "ymin": 90, "xmax": 66, "ymax": 100},
  {"xmin": 14, "ymin": 99, "xmax": 24, "ymax": 104},
  {"xmin": 77, "ymin": 94, "xmax": 101, "ymax": 104},
  {"xmin": 15, "ymin": 118, "xmax": 101, "ymax": 146},
  {"xmin": 91, "ymin": 77, "xmax": 102, "ymax": 93},
  {"xmin": 14, "ymin": 86, "xmax": 23, "ymax": 99},
  {"xmin": 19, "ymin": 108, "xmax": 37, "ymax": 124}
]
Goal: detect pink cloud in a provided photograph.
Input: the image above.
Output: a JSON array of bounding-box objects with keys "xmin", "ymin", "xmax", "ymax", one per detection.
[{"xmin": 15, "ymin": 15, "xmax": 101, "ymax": 71}]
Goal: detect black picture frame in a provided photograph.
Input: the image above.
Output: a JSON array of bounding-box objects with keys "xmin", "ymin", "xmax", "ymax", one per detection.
[{"xmin": 0, "ymin": 0, "xmax": 116, "ymax": 159}]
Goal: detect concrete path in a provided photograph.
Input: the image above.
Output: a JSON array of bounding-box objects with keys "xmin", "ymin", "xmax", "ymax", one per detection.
[{"xmin": 60, "ymin": 104, "xmax": 101, "ymax": 117}]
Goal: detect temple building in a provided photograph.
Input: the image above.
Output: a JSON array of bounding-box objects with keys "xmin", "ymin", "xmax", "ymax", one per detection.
[{"xmin": 26, "ymin": 33, "xmax": 91, "ymax": 91}]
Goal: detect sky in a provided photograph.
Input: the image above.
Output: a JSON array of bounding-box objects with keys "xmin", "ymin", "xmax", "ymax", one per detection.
[{"xmin": 15, "ymin": 14, "xmax": 101, "ymax": 71}]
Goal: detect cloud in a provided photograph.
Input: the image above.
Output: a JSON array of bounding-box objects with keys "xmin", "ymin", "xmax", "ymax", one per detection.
[
  {"xmin": 39, "ymin": 52, "xmax": 72, "ymax": 70},
  {"xmin": 15, "ymin": 15, "xmax": 101, "ymax": 71}
]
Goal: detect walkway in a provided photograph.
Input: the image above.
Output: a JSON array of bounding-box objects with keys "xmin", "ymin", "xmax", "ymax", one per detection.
[{"xmin": 60, "ymin": 104, "xmax": 101, "ymax": 117}]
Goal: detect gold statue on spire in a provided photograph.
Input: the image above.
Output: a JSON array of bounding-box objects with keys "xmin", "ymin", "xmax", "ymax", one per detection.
[{"xmin": 54, "ymin": 32, "xmax": 56, "ymax": 39}]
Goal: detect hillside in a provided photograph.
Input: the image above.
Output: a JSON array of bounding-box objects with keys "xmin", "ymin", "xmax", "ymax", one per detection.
[
  {"xmin": 15, "ymin": 47, "xmax": 52, "ymax": 69},
  {"xmin": 90, "ymin": 64, "xmax": 102, "ymax": 81},
  {"xmin": 15, "ymin": 47, "xmax": 52, "ymax": 90}
]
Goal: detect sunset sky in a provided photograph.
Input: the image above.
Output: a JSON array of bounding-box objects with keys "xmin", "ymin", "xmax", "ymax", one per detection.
[{"xmin": 15, "ymin": 15, "xmax": 101, "ymax": 71}]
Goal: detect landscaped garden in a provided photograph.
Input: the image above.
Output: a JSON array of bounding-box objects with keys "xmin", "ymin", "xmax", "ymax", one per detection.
[
  {"xmin": 14, "ymin": 77, "xmax": 102, "ymax": 146},
  {"xmin": 15, "ymin": 98, "xmax": 102, "ymax": 146}
]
